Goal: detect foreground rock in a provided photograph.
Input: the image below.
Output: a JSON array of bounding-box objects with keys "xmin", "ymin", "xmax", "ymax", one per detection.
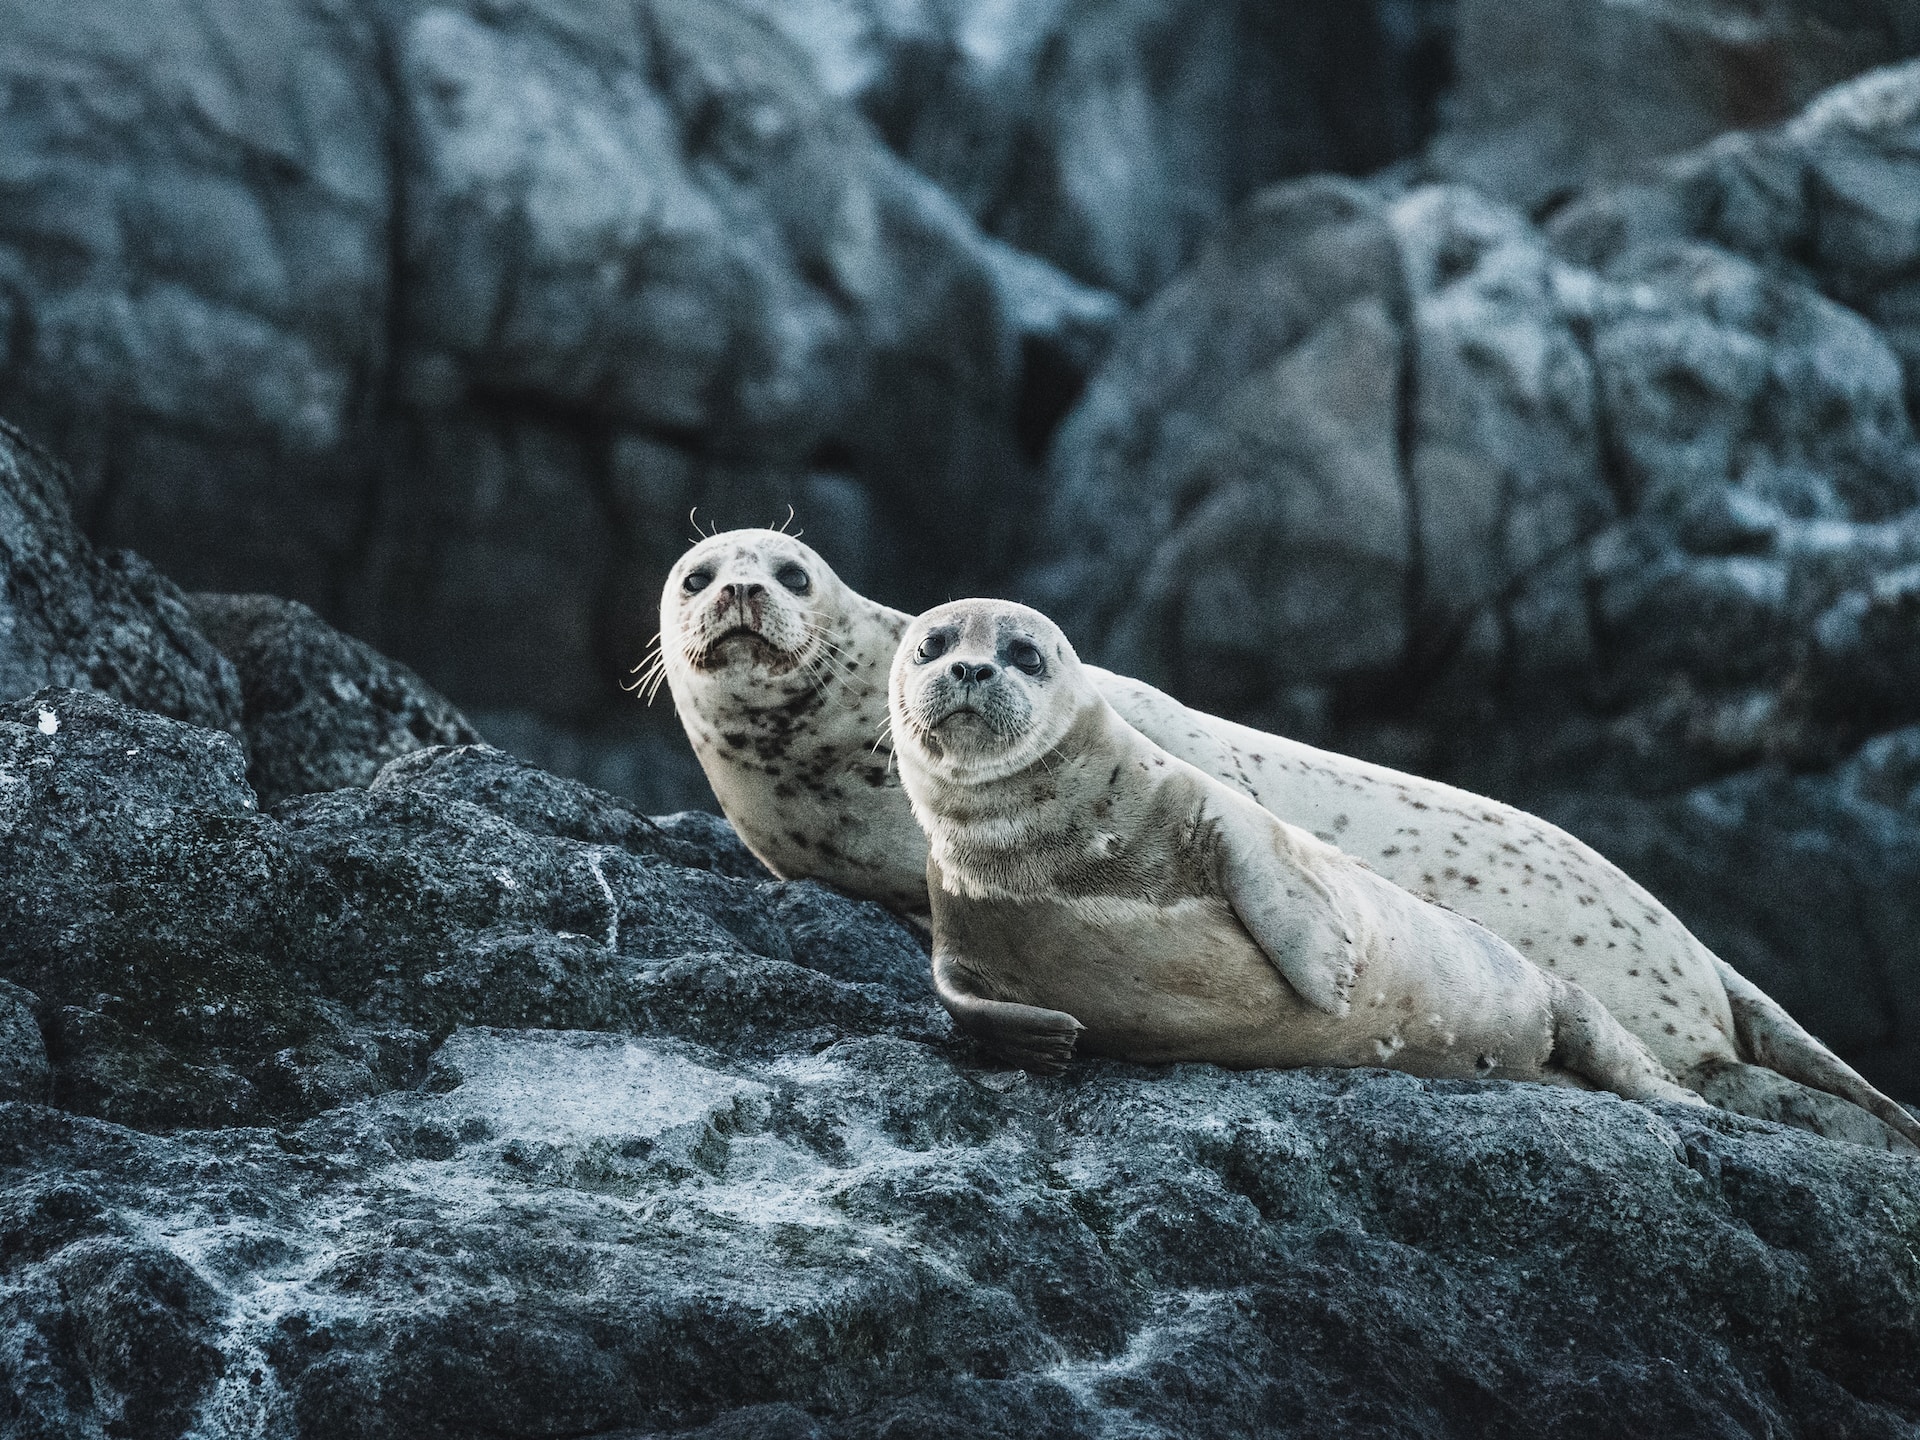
[
  {"xmin": 0, "ymin": 416, "xmax": 499, "ymax": 810},
  {"xmin": 1029, "ymin": 66, "xmax": 1920, "ymax": 1097},
  {"xmin": 0, "ymin": 418, "xmax": 240, "ymax": 736},
  {"xmin": 187, "ymin": 592, "xmax": 480, "ymax": 807},
  {"xmin": 1, "ymin": 687, "xmax": 1916, "ymax": 1438}
]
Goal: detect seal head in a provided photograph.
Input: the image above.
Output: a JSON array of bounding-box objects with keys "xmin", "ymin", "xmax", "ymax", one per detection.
[
  {"xmin": 658, "ymin": 530, "xmax": 848, "ymax": 701},
  {"xmin": 656, "ymin": 530, "xmax": 925, "ymax": 915},
  {"xmin": 890, "ymin": 600, "xmax": 1083, "ymax": 788}
]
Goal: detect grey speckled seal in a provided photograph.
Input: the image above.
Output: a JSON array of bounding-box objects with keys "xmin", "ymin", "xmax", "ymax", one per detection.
[{"xmin": 654, "ymin": 532, "xmax": 1920, "ymax": 1149}]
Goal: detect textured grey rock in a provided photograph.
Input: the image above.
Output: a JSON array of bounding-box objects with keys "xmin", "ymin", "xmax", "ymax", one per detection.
[
  {"xmin": 2, "ymin": 687, "xmax": 1918, "ymax": 1438},
  {"xmin": 187, "ymin": 591, "xmax": 479, "ymax": 806},
  {"xmin": 0, "ymin": 0, "xmax": 1117, "ymax": 737},
  {"xmin": 1430, "ymin": 0, "xmax": 1920, "ymax": 211},
  {"xmin": 1030, "ymin": 69, "xmax": 1920, "ymax": 1096},
  {"xmin": 1028, "ymin": 178, "xmax": 1415, "ymax": 714},
  {"xmin": 740, "ymin": 0, "xmax": 1457, "ymax": 299},
  {"xmin": 0, "ymin": 980, "xmax": 49, "ymax": 1103},
  {"xmin": 1552, "ymin": 58, "xmax": 1920, "ymax": 416},
  {"xmin": 0, "ymin": 416, "xmax": 241, "ymax": 732}
]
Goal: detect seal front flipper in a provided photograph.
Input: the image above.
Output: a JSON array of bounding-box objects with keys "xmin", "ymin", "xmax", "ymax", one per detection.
[
  {"xmin": 1211, "ymin": 796, "xmax": 1358, "ymax": 1017},
  {"xmin": 932, "ymin": 949, "xmax": 1083, "ymax": 1075}
]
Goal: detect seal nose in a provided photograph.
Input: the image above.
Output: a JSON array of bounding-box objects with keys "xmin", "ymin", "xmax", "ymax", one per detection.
[
  {"xmin": 949, "ymin": 660, "xmax": 996, "ymax": 684},
  {"xmin": 717, "ymin": 581, "xmax": 766, "ymax": 605}
]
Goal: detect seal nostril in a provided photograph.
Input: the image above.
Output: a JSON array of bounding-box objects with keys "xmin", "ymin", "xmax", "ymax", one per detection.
[
  {"xmin": 973, "ymin": 664, "xmax": 995, "ymax": 683},
  {"xmin": 746, "ymin": 583, "xmax": 765, "ymax": 598},
  {"xmin": 949, "ymin": 661, "xmax": 968, "ymax": 682}
]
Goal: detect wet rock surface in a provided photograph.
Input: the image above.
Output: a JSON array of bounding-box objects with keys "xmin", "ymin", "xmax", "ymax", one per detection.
[{"xmin": 1, "ymin": 687, "xmax": 1918, "ymax": 1439}]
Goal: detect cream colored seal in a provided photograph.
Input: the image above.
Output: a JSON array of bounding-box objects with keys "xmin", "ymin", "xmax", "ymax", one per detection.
[
  {"xmin": 654, "ymin": 531, "xmax": 1919, "ymax": 1147},
  {"xmin": 651, "ymin": 528, "xmax": 921, "ymax": 917},
  {"xmin": 887, "ymin": 598, "xmax": 1704, "ymax": 1104}
]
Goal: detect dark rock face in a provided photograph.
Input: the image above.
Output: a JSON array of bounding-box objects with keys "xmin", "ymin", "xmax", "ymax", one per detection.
[
  {"xmin": 0, "ymin": 0, "xmax": 1471, "ymax": 754},
  {"xmin": 2, "ymin": 686, "xmax": 1918, "ymax": 1439},
  {"xmin": 0, "ymin": 418, "xmax": 240, "ymax": 735},
  {"xmin": 187, "ymin": 592, "xmax": 479, "ymax": 806},
  {"xmin": 1430, "ymin": 0, "xmax": 1920, "ymax": 211},
  {"xmin": 1030, "ymin": 66, "xmax": 1920, "ymax": 1097},
  {"xmin": 0, "ymin": 0, "xmax": 1119, "ymax": 737},
  {"xmin": 744, "ymin": 0, "xmax": 1457, "ymax": 299}
]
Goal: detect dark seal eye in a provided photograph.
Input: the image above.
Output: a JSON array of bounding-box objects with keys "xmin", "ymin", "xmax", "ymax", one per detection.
[
  {"xmin": 1008, "ymin": 639, "xmax": 1045, "ymax": 676},
  {"xmin": 683, "ymin": 568, "xmax": 714, "ymax": 594},
  {"xmin": 915, "ymin": 631, "xmax": 950, "ymax": 663},
  {"xmin": 775, "ymin": 562, "xmax": 811, "ymax": 594}
]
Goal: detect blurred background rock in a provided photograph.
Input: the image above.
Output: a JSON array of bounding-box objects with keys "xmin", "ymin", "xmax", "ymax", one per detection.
[{"xmin": 3, "ymin": 0, "xmax": 1919, "ymax": 1094}]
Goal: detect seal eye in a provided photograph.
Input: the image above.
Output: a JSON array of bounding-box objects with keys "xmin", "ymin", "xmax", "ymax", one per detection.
[
  {"xmin": 775, "ymin": 562, "xmax": 811, "ymax": 594},
  {"xmin": 915, "ymin": 632, "xmax": 950, "ymax": 663},
  {"xmin": 1008, "ymin": 639, "xmax": 1045, "ymax": 676},
  {"xmin": 683, "ymin": 568, "xmax": 714, "ymax": 594}
]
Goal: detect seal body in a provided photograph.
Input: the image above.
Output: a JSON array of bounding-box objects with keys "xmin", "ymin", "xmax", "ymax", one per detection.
[
  {"xmin": 657, "ymin": 533, "xmax": 1919, "ymax": 1147},
  {"xmin": 893, "ymin": 599, "xmax": 1697, "ymax": 1105}
]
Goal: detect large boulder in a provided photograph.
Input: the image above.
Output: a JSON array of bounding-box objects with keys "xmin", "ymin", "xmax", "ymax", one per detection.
[
  {"xmin": 1429, "ymin": 0, "xmax": 1920, "ymax": 212},
  {"xmin": 0, "ymin": 0, "xmax": 1114, "ymax": 736},
  {"xmin": 1028, "ymin": 66, "xmax": 1920, "ymax": 1096},
  {"xmin": 2, "ymin": 687, "xmax": 1917, "ymax": 1438},
  {"xmin": 186, "ymin": 591, "xmax": 480, "ymax": 806}
]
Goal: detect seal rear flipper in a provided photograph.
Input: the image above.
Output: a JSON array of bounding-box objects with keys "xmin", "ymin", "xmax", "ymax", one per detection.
[
  {"xmin": 1549, "ymin": 978, "xmax": 1706, "ymax": 1107},
  {"xmin": 931, "ymin": 950, "xmax": 1083, "ymax": 1075},
  {"xmin": 1711, "ymin": 956, "xmax": 1920, "ymax": 1149}
]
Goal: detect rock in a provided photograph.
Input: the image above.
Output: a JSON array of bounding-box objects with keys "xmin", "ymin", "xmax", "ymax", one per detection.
[
  {"xmin": 0, "ymin": 686, "xmax": 933, "ymax": 1131},
  {"xmin": 1430, "ymin": 0, "xmax": 1920, "ymax": 212},
  {"xmin": 0, "ymin": 0, "xmax": 1117, "ymax": 740},
  {"xmin": 1027, "ymin": 178, "xmax": 1414, "ymax": 713},
  {"xmin": 741, "ymin": 0, "xmax": 1457, "ymax": 298},
  {"xmin": 1551, "ymin": 58, "xmax": 1920, "ymax": 415},
  {"xmin": 186, "ymin": 592, "xmax": 480, "ymax": 806},
  {"xmin": 0, "ymin": 416, "xmax": 240, "ymax": 733},
  {"xmin": 1036, "ymin": 73, "xmax": 1920, "ymax": 729},
  {"xmin": 1, "ymin": 687, "xmax": 1917, "ymax": 1436},
  {"xmin": 0, "ymin": 980, "xmax": 49, "ymax": 1103},
  {"xmin": 1538, "ymin": 726, "xmax": 1920, "ymax": 1098}
]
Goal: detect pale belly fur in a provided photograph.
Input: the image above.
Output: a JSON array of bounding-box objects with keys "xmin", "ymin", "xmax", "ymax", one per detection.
[{"xmin": 950, "ymin": 892, "xmax": 1558, "ymax": 1080}]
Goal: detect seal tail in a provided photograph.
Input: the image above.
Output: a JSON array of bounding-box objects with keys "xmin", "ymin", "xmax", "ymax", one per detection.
[{"xmin": 1712, "ymin": 956, "xmax": 1920, "ymax": 1149}]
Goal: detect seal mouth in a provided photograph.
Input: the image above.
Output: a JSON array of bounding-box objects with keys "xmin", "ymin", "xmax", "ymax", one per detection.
[
  {"xmin": 927, "ymin": 702, "xmax": 996, "ymax": 734},
  {"xmin": 694, "ymin": 626, "xmax": 791, "ymax": 669}
]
